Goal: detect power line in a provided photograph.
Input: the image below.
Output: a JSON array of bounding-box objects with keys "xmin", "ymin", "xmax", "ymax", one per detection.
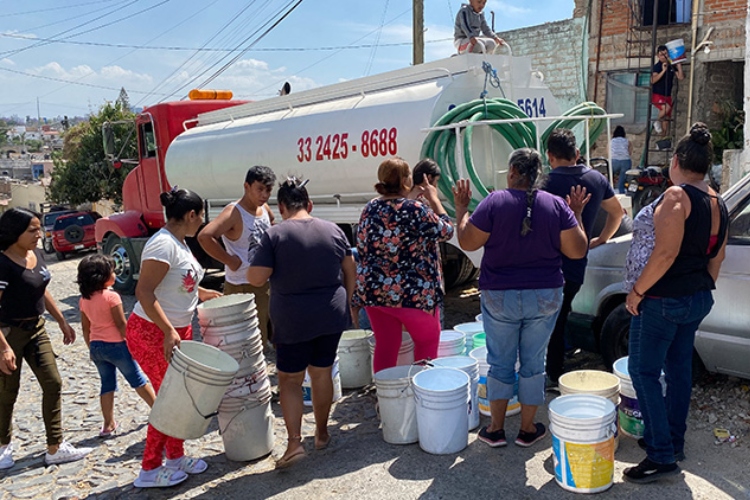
[
  {"xmin": 0, "ymin": 32, "xmax": 451, "ymax": 52},
  {"xmin": 0, "ymin": 0, "xmax": 121, "ymax": 18},
  {"xmin": 364, "ymin": 0, "xmax": 391, "ymax": 77},
  {"xmin": 0, "ymin": 66, "xmax": 170, "ymax": 96}
]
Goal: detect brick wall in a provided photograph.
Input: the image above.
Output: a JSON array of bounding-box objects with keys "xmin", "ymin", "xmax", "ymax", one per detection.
[{"xmin": 497, "ymin": 18, "xmax": 587, "ymax": 113}]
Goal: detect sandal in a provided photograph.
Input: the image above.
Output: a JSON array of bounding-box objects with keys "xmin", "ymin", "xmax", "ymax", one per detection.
[
  {"xmin": 167, "ymin": 456, "xmax": 208, "ymax": 475},
  {"xmin": 99, "ymin": 422, "xmax": 119, "ymax": 437},
  {"xmin": 275, "ymin": 448, "xmax": 306, "ymax": 469},
  {"xmin": 133, "ymin": 466, "xmax": 188, "ymax": 488}
]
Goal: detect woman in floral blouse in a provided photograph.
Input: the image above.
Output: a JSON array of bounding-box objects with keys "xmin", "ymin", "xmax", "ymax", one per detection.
[{"xmin": 354, "ymin": 157, "xmax": 454, "ymax": 373}]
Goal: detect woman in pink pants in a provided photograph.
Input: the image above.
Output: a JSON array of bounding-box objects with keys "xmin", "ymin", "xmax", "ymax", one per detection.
[{"xmin": 353, "ymin": 158, "xmax": 453, "ymax": 373}]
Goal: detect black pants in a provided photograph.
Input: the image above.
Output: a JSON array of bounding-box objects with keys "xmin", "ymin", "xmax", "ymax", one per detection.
[{"xmin": 545, "ymin": 281, "xmax": 582, "ymax": 383}]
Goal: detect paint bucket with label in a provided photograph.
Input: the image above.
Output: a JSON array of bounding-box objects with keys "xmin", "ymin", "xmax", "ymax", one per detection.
[
  {"xmin": 549, "ymin": 394, "xmax": 617, "ymax": 493},
  {"xmin": 559, "ymin": 370, "xmax": 621, "ymax": 450},
  {"xmin": 469, "ymin": 346, "xmax": 520, "ymax": 417},
  {"xmin": 666, "ymin": 38, "xmax": 687, "ymax": 63}
]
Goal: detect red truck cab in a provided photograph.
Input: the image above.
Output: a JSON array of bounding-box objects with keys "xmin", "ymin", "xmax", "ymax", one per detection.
[{"xmin": 96, "ymin": 98, "xmax": 246, "ymax": 293}]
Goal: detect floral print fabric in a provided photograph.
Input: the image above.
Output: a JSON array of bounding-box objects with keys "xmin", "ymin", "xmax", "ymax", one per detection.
[
  {"xmin": 354, "ymin": 198, "xmax": 454, "ymax": 312},
  {"xmin": 624, "ymin": 194, "xmax": 664, "ymax": 292}
]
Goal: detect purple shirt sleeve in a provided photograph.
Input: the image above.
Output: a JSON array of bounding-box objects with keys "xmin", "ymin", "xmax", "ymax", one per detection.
[
  {"xmin": 469, "ymin": 193, "xmax": 495, "ymax": 233},
  {"xmin": 557, "ymin": 197, "xmax": 579, "ymax": 231}
]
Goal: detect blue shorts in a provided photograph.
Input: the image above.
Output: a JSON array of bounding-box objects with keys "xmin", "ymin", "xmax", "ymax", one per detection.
[
  {"xmin": 90, "ymin": 340, "xmax": 149, "ymax": 395},
  {"xmin": 276, "ymin": 333, "xmax": 342, "ymax": 373}
]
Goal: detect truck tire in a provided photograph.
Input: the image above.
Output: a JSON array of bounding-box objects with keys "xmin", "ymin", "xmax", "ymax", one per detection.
[
  {"xmin": 444, "ymin": 253, "xmax": 477, "ymax": 290},
  {"xmin": 64, "ymin": 224, "xmax": 85, "ymax": 244},
  {"xmin": 600, "ymin": 302, "xmax": 630, "ymax": 369},
  {"xmin": 104, "ymin": 235, "xmax": 136, "ymax": 295}
]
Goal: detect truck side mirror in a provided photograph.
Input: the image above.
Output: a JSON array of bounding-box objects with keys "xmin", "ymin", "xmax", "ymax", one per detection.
[{"xmin": 102, "ymin": 122, "xmax": 116, "ymax": 160}]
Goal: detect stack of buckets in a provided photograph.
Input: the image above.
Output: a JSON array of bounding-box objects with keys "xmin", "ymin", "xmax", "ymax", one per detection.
[
  {"xmin": 469, "ymin": 346, "xmax": 521, "ymax": 416},
  {"xmin": 558, "ymin": 370, "xmax": 621, "ymax": 451},
  {"xmin": 368, "ymin": 331, "xmax": 415, "ymax": 378},
  {"xmin": 612, "ymin": 356, "xmax": 666, "ymax": 440},
  {"xmin": 453, "ymin": 322, "xmax": 483, "ymax": 355},
  {"xmin": 197, "ymin": 294, "xmax": 274, "ymax": 462},
  {"xmin": 149, "ymin": 341, "xmax": 239, "ymax": 440}
]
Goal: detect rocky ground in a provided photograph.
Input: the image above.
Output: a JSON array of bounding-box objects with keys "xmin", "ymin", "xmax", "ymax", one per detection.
[{"xmin": 0, "ymin": 251, "xmax": 748, "ymax": 499}]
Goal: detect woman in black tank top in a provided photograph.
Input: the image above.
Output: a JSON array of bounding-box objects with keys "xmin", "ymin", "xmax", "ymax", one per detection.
[{"xmin": 622, "ymin": 124, "xmax": 729, "ymax": 483}]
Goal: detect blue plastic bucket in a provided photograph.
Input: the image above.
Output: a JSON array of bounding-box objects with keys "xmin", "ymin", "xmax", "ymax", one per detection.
[{"xmin": 666, "ymin": 39, "xmax": 686, "ymax": 63}]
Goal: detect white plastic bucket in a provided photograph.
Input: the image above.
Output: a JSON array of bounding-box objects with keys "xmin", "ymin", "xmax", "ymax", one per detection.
[
  {"xmin": 549, "ymin": 395, "xmax": 617, "ymax": 494},
  {"xmin": 302, "ymin": 358, "xmax": 342, "ymax": 406},
  {"xmin": 559, "ymin": 370, "xmax": 621, "ymax": 450},
  {"xmin": 413, "ymin": 367, "xmax": 470, "ymax": 455},
  {"xmin": 337, "ymin": 329, "xmax": 372, "ymax": 389},
  {"xmin": 201, "ymin": 317, "xmax": 260, "ymax": 347},
  {"xmin": 224, "ymin": 360, "xmax": 270, "ymax": 400},
  {"xmin": 469, "ymin": 346, "xmax": 520, "ymax": 416},
  {"xmin": 150, "ymin": 341, "xmax": 239, "ymax": 440},
  {"xmin": 368, "ymin": 332, "xmax": 415, "ymax": 376},
  {"xmin": 666, "ymin": 38, "xmax": 686, "ymax": 63},
  {"xmin": 218, "ymin": 395, "xmax": 274, "ymax": 461},
  {"xmin": 374, "ymin": 365, "xmax": 427, "ymax": 444},
  {"xmin": 433, "ymin": 356, "xmax": 480, "ymax": 430},
  {"xmin": 197, "ymin": 293, "xmax": 256, "ymax": 327},
  {"xmin": 453, "ymin": 322, "xmax": 484, "ymax": 337},
  {"xmin": 437, "ymin": 330, "xmax": 465, "ymax": 358},
  {"xmin": 475, "ymin": 314, "xmax": 483, "ymax": 323}
]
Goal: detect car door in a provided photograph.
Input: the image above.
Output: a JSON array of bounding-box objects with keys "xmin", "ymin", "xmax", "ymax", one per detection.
[{"xmin": 694, "ymin": 189, "xmax": 750, "ymax": 379}]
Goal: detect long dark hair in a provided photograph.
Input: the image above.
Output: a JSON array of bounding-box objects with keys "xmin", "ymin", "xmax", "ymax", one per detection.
[
  {"xmin": 77, "ymin": 254, "xmax": 115, "ymax": 300},
  {"xmin": 0, "ymin": 207, "xmax": 41, "ymax": 251},
  {"xmin": 508, "ymin": 148, "xmax": 543, "ymax": 237},
  {"xmin": 674, "ymin": 122, "xmax": 713, "ymax": 175},
  {"xmin": 413, "ymin": 158, "xmax": 441, "ymax": 185},
  {"xmin": 160, "ymin": 188, "xmax": 203, "ymax": 221}
]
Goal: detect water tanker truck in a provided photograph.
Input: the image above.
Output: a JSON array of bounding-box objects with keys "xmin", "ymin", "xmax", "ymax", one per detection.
[{"xmin": 97, "ymin": 52, "xmax": 607, "ymax": 294}]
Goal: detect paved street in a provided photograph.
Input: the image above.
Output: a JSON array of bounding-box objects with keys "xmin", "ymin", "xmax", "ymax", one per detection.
[{"xmin": 0, "ymin": 253, "xmax": 748, "ymax": 499}]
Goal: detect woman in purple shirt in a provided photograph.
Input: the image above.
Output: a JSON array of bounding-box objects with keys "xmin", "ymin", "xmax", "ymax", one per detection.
[{"xmin": 453, "ymin": 148, "xmax": 588, "ymax": 449}]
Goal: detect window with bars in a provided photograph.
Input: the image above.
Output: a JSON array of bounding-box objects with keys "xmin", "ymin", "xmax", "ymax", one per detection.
[{"xmin": 641, "ymin": 0, "xmax": 692, "ymax": 26}]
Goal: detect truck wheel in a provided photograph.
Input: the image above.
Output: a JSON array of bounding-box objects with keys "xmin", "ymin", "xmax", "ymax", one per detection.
[
  {"xmin": 104, "ymin": 235, "xmax": 136, "ymax": 295},
  {"xmin": 600, "ymin": 302, "xmax": 631, "ymax": 369},
  {"xmin": 444, "ymin": 253, "xmax": 477, "ymax": 290}
]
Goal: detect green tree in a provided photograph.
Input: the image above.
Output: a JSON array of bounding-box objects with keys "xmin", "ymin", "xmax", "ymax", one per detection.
[{"xmin": 48, "ymin": 102, "xmax": 136, "ymax": 205}]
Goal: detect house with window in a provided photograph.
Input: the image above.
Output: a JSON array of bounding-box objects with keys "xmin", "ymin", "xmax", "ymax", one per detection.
[{"xmin": 588, "ymin": 0, "xmax": 745, "ymax": 170}]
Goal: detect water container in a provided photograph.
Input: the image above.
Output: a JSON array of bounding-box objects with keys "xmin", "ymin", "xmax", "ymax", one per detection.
[
  {"xmin": 559, "ymin": 370, "xmax": 621, "ymax": 450},
  {"xmin": 453, "ymin": 322, "xmax": 484, "ymax": 338},
  {"xmin": 197, "ymin": 293, "xmax": 256, "ymax": 327},
  {"xmin": 472, "ymin": 332, "xmax": 486, "ymax": 349},
  {"xmin": 150, "ymin": 341, "xmax": 239, "ymax": 440},
  {"xmin": 437, "ymin": 330, "xmax": 466, "ymax": 358},
  {"xmin": 218, "ymin": 394, "xmax": 274, "ymax": 461},
  {"xmin": 475, "ymin": 314, "xmax": 483, "ymax": 323},
  {"xmin": 337, "ymin": 329, "xmax": 372, "ymax": 388},
  {"xmin": 666, "ymin": 38, "xmax": 686, "ymax": 63},
  {"xmin": 433, "ymin": 356, "xmax": 480, "ymax": 430},
  {"xmin": 374, "ymin": 365, "xmax": 427, "ymax": 444},
  {"xmin": 201, "ymin": 316, "xmax": 260, "ymax": 347},
  {"xmin": 469, "ymin": 346, "xmax": 520, "ymax": 416},
  {"xmin": 549, "ymin": 395, "xmax": 617, "ymax": 493},
  {"xmin": 613, "ymin": 356, "xmax": 666, "ymax": 439},
  {"xmin": 302, "ymin": 358, "xmax": 342, "ymax": 406},
  {"xmin": 412, "ymin": 367, "xmax": 471, "ymax": 455},
  {"xmin": 368, "ymin": 331, "xmax": 415, "ymax": 376}
]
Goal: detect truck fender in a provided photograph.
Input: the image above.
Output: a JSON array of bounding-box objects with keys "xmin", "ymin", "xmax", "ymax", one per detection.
[
  {"xmin": 95, "ymin": 210, "xmax": 149, "ymax": 244},
  {"xmin": 594, "ymin": 282, "xmax": 628, "ymax": 326}
]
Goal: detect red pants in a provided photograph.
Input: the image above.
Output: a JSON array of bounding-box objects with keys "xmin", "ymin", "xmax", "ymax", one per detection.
[
  {"xmin": 365, "ymin": 306, "xmax": 440, "ymax": 374},
  {"xmin": 126, "ymin": 313, "xmax": 192, "ymax": 471}
]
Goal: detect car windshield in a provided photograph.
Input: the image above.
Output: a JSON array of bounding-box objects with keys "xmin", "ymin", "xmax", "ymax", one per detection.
[
  {"xmin": 44, "ymin": 212, "xmax": 71, "ymax": 226},
  {"xmin": 55, "ymin": 214, "xmax": 94, "ymax": 228}
]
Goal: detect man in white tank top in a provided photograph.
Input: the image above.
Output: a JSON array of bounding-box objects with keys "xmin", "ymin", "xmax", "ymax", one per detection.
[{"xmin": 198, "ymin": 166, "xmax": 276, "ymax": 346}]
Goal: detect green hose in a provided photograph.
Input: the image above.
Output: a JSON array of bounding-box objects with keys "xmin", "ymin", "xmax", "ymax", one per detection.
[{"xmin": 420, "ymin": 98, "xmax": 607, "ymax": 214}]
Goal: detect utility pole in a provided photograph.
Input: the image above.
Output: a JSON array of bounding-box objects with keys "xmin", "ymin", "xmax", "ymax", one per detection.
[{"xmin": 413, "ymin": 0, "xmax": 424, "ymax": 65}]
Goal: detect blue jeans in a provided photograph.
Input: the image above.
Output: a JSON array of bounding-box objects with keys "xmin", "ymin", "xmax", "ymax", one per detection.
[
  {"xmin": 90, "ymin": 341, "xmax": 149, "ymax": 395},
  {"xmin": 612, "ymin": 158, "xmax": 632, "ymax": 194},
  {"xmin": 628, "ymin": 290, "xmax": 714, "ymax": 464},
  {"xmin": 482, "ymin": 288, "xmax": 563, "ymax": 406}
]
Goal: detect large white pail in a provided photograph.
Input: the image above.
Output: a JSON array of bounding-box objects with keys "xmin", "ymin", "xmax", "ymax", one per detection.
[
  {"xmin": 413, "ymin": 367, "xmax": 470, "ymax": 455},
  {"xmin": 337, "ymin": 330, "xmax": 372, "ymax": 389},
  {"xmin": 433, "ymin": 356, "xmax": 480, "ymax": 430},
  {"xmin": 150, "ymin": 341, "xmax": 239, "ymax": 440},
  {"xmin": 218, "ymin": 394, "xmax": 274, "ymax": 461},
  {"xmin": 374, "ymin": 365, "xmax": 426, "ymax": 444},
  {"xmin": 197, "ymin": 293, "xmax": 256, "ymax": 327}
]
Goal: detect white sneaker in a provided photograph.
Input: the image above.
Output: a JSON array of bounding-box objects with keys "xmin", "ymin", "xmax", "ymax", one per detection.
[
  {"xmin": 0, "ymin": 444, "xmax": 14, "ymax": 469},
  {"xmin": 653, "ymin": 121, "xmax": 663, "ymax": 134},
  {"xmin": 44, "ymin": 441, "xmax": 93, "ymax": 466}
]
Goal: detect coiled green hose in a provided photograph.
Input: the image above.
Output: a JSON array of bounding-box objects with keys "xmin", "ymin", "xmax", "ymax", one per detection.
[{"xmin": 420, "ymin": 98, "xmax": 607, "ymax": 214}]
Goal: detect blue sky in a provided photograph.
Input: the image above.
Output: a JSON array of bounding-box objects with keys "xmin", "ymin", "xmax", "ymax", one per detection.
[{"xmin": 0, "ymin": 0, "xmax": 574, "ymax": 120}]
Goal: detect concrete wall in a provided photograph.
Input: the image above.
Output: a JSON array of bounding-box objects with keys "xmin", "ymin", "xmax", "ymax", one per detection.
[
  {"xmin": 497, "ymin": 17, "xmax": 587, "ymax": 113},
  {"xmin": 8, "ymin": 182, "xmax": 46, "ymax": 213}
]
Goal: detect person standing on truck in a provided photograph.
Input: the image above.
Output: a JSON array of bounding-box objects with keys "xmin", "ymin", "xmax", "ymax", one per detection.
[
  {"xmin": 198, "ymin": 166, "xmax": 276, "ymax": 348},
  {"xmin": 622, "ymin": 123, "xmax": 728, "ymax": 483},
  {"xmin": 353, "ymin": 158, "xmax": 453, "ymax": 374},
  {"xmin": 0, "ymin": 208, "xmax": 94, "ymax": 469},
  {"xmin": 651, "ymin": 45, "xmax": 684, "ymax": 136},
  {"xmin": 127, "ymin": 188, "xmax": 222, "ymax": 489},
  {"xmin": 248, "ymin": 177, "xmax": 356, "ymax": 468},
  {"xmin": 454, "ymin": 0, "xmax": 505, "ymax": 55},
  {"xmin": 543, "ymin": 129, "xmax": 623, "ymax": 389},
  {"xmin": 452, "ymin": 148, "xmax": 589, "ymax": 448}
]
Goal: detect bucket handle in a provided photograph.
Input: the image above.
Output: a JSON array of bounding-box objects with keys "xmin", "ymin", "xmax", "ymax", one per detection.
[
  {"xmin": 218, "ymin": 405, "xmax": 246, "ymax": 435},
  {"xmin": 182, "ymin": 369, "xmax": 220, "ymax": 421},
  {"xmin": 403, "ymin": 359, "xmax": 433, "ymax": 394}
]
